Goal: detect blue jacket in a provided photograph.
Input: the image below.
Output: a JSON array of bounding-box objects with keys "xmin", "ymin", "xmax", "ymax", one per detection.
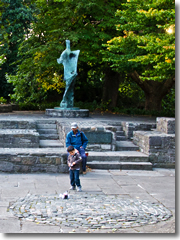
[{"xmin": 66, "ymin": 130, "xmax": 88, "ymax": 149}]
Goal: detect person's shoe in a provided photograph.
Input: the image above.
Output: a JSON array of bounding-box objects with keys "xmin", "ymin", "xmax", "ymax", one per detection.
[
  {"xmin": 69, "ymin": 186, "xmax": 76, "ymax": 190},
  {"xmin": 83, "ymin": 171, "xmax": 86, "ymax": 175},
  {"xmin": 77, "ymin": 187, "xmax": 82, "ymax": 192}
]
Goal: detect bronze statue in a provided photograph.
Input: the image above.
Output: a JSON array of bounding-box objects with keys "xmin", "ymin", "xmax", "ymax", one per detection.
[{"xmin": 57, "ymin": 40, "xmax": 80, "ymax": 108}]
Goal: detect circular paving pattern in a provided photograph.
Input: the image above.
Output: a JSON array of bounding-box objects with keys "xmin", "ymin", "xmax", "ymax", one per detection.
[{"xmin": 8, "ymin": 194, "xmax": 172, "ymax": 230}]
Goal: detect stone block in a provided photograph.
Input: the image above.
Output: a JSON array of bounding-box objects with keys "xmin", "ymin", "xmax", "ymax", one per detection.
[
  {"xmin": 39, "ymin": 157, "xmax": 56, "ymax": 164},
  {"xmin": 22, "ymin": 157, "xmax": 37, "ymax": 165},
  {"xmin": 85, "ymin": 132, "xmax": 112, "ymax": 144},
  {"xmin": 149, "ymin": 136, "xmax": 162, "ymax": 146},
  {"xmin": 46, "ymin": 165, "xmax": 58, "ymax": 173},
  {"xmin": 56, "ymin": 157, "xmax": 61, "ymax": 165},
  {"xmin": 61, "ymin": 155, "xmax": 68, "ymax": 164},
  {"xmin": 157, "ymin": 117, "xmax": 175, "ymax": 134},
  {"xmin": 0, "ymin": 162, "xmax": 14, "ymax": 172},
  {"xmin": 14, "ymin": 165, "xmax": 30, "ymax": 173},
  {"xmin": 11, "ymin": 156, "xmax": 22, "ymax": 163}
]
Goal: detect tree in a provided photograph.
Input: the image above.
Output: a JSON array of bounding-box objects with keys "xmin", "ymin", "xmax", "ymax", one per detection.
[
  {"xmin": 8, "ymin": 0, "xmax": 124, "ymax": 106},
  {"xmin": 103, "ymin": 0, "xmax": 175, "ymax": 111},
  {"xmin": 0, "ymin": 0, "xmax": 36, "ymax": 99}
]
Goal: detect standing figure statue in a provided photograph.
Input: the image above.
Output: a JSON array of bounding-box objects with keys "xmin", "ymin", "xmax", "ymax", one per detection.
[{"xmin": 57, "ymin": 40, "xmax": 80, "ymax": 108}]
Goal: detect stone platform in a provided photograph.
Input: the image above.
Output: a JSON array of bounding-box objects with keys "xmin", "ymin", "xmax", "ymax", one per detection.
[
  {"xmin": 45, "ymin": 108, "xmax": 89, "ymax": 118},
  {"xmin": 0, "ymin": 129, "xmax": 39, "ymax": 148}
]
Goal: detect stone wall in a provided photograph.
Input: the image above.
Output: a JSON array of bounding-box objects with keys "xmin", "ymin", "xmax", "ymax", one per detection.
[
  {"xmin": 0, "ymin": 120, "xmax": 39, "ymax": 148},
  {"xmin": 0, "ymin": 120, "xmax": 36, "ymax": 129},
  {"xmin": 0, "ymin": 149, "xmax": 68, "ymax": 173},
  {"xmin": 0, "ymin": 129, "xmax": 39, "ymax": 148},
  {"xmin": 133, "ymin": 118, "xmax": 175, "ymax": 168}
]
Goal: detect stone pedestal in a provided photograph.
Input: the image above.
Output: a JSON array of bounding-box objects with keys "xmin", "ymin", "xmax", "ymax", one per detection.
[{"xmin": 45, "ymin": 108, "xmax": 89, "ymax": 118}]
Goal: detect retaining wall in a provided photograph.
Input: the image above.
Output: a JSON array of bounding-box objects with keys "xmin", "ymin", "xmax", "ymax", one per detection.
[
  {"xmin": 133, "ymin": 118, "xmax": 175, "ymax": 168},
  {"xmin": 0, "ymin": 129, "xmax": 39, "ymax": 148},
  {"xmin": 0, "ymin": 149, "xmax": 68, "ymax": 173}
]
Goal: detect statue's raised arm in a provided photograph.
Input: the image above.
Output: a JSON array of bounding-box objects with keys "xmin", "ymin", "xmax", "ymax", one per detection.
[{"xmin": 57, "ymin": 40, "xmax": 80, "ymax": 109}]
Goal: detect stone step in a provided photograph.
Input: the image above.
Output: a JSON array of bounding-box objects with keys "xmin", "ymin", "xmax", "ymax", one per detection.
[
  {"xmin": 36, "ymin": 124, "xmax": 57, "ymax": 129},
  {"xmin": 87, "ymin": 161, "xmax": 152, "ymax": 170},
  {"xmin": 116, "ymin": 130, "xmax": 125, "ymax": 136},
  {"xmin": 87, "ymin": 151, "xmax": 149, "ymax": 162},
  {"xmin": 116, "ymin": 126, "xmax": 123, "ymax": 131},
  {"xmin": 0, "ymin": 148, "xmax": 152, "ymax": 172},
  {"xmin": 35, "ymin": 120, "xmax": 56, "ymax": 124},
  {"xmin": 38, "ymin": 129, "xmax": 58, "ymax": 134},
  {"xmin": 39, "ymin": 140, "xmax": 64, "ymax": 148},
  {"xmin": 39, "ymin": 134, "xmax": 59, "ymax": 140},
  {"xmin": 116, "ymin": 141, "xmax": 139, "ymax": 151},
  {"xmin": 116, "ymin": 136, "xmax": 127, "ymax": 141}
]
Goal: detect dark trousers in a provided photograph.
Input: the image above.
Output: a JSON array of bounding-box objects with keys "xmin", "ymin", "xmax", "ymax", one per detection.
[
  {"xmin": 76, "ymin": 147, "xmax": 87, "ymax": 172},
  {"xmin": 70, "ymin": 169, "xmax": 81, "ymax": 187}
]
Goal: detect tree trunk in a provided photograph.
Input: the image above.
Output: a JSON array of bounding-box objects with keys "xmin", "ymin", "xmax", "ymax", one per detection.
[
  {"xmin": 102, "ymin": 67, "xmax": 121, "ymax": 108},
  {"xmin": 129, "ymin": 71, "xmax": 175, "ymax": 111}
]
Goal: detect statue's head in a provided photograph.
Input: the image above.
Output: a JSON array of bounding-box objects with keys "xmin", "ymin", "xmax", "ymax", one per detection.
[{"xmin": 66, "ymin": 40, "xmax": 70, "ymax": 50}]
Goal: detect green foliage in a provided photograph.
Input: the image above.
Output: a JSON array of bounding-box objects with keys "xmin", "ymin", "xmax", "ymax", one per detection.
[
  {"xmin": 0, "ymin": 0, "xmax": 36, "ymax": 98},
  {"xmin": 0, "ymin": 97, "xmax": 7, "ymax": 104},
  {"xmin": 103, "ymin": 0, "xmax": 175, "ymax": 82},
  {"xmin": 102, "ymin": 0, "xmax": 175, "ymax": 112},
  {"xmin": 6, "ymin": 73, "xmax": 47, "ymax": 104}
]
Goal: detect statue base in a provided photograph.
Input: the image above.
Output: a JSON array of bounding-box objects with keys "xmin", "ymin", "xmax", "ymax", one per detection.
[
  {"xmin": 54, "ymin": 107, "xmax": 80, "ymax": 110},
  {"xmin": 45, "ymin": 108, "xmax": 89, "ymax": 118}
]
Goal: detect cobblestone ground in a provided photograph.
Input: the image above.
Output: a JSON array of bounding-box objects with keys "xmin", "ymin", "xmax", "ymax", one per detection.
[{"xmin": 8, "ymin": 193, "xmax": 173, "ymax": 233}]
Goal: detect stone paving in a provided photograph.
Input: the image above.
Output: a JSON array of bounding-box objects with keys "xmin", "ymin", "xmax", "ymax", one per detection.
[
  {"xmin": 8, "ymin": 193, "xmax": 172, "ymax": 231},
  {"xmin": 0, "ymin": 168, "xmax": 175, "ymax": 233}
]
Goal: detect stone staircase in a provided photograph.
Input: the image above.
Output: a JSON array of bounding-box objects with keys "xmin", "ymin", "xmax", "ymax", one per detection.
[
  {"xmin": 0, "ymin": 119, "xmax": 153, "ymax": 173},
  {"xmin": 86, "ymin": 125, "xmax": 152, "ymax": 171},
  {"xmin": 116, "ymin": 127, "xmax": 127, "ymax": 141},
  {"xmin": 87, "ymin": 152, "xmax": 152, "ymax": 170},
  {"xmin": 36, "ymin": 120, "xmax": 64, "ymax": 148}
]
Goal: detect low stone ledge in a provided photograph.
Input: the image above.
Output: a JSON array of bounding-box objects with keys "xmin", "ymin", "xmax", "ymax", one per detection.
[
  {"xmin": 0, "ymin": 120, "xmax": 36, "ymax": 129},
  {"xmin": 0, "ymin": 148, "xmax": 68, "ymax": 173},
  {"xmin": 0, "ymin": 129, "xmax": 39, "ymax": 148}
]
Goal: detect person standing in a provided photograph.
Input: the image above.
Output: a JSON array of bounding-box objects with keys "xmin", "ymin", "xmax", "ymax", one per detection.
[
  {"xmin": 66, "ymin": 122, "xmax": 88, "ymax": 173},
  {"xmin": 67, "ymin": 145, "xmax": 82, "ymax": 192}
]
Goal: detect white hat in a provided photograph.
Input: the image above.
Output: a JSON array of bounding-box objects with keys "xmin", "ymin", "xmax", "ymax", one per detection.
[{"xmin": 71, "ymin": 122, "xmax": 78, "ymax": 129}]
